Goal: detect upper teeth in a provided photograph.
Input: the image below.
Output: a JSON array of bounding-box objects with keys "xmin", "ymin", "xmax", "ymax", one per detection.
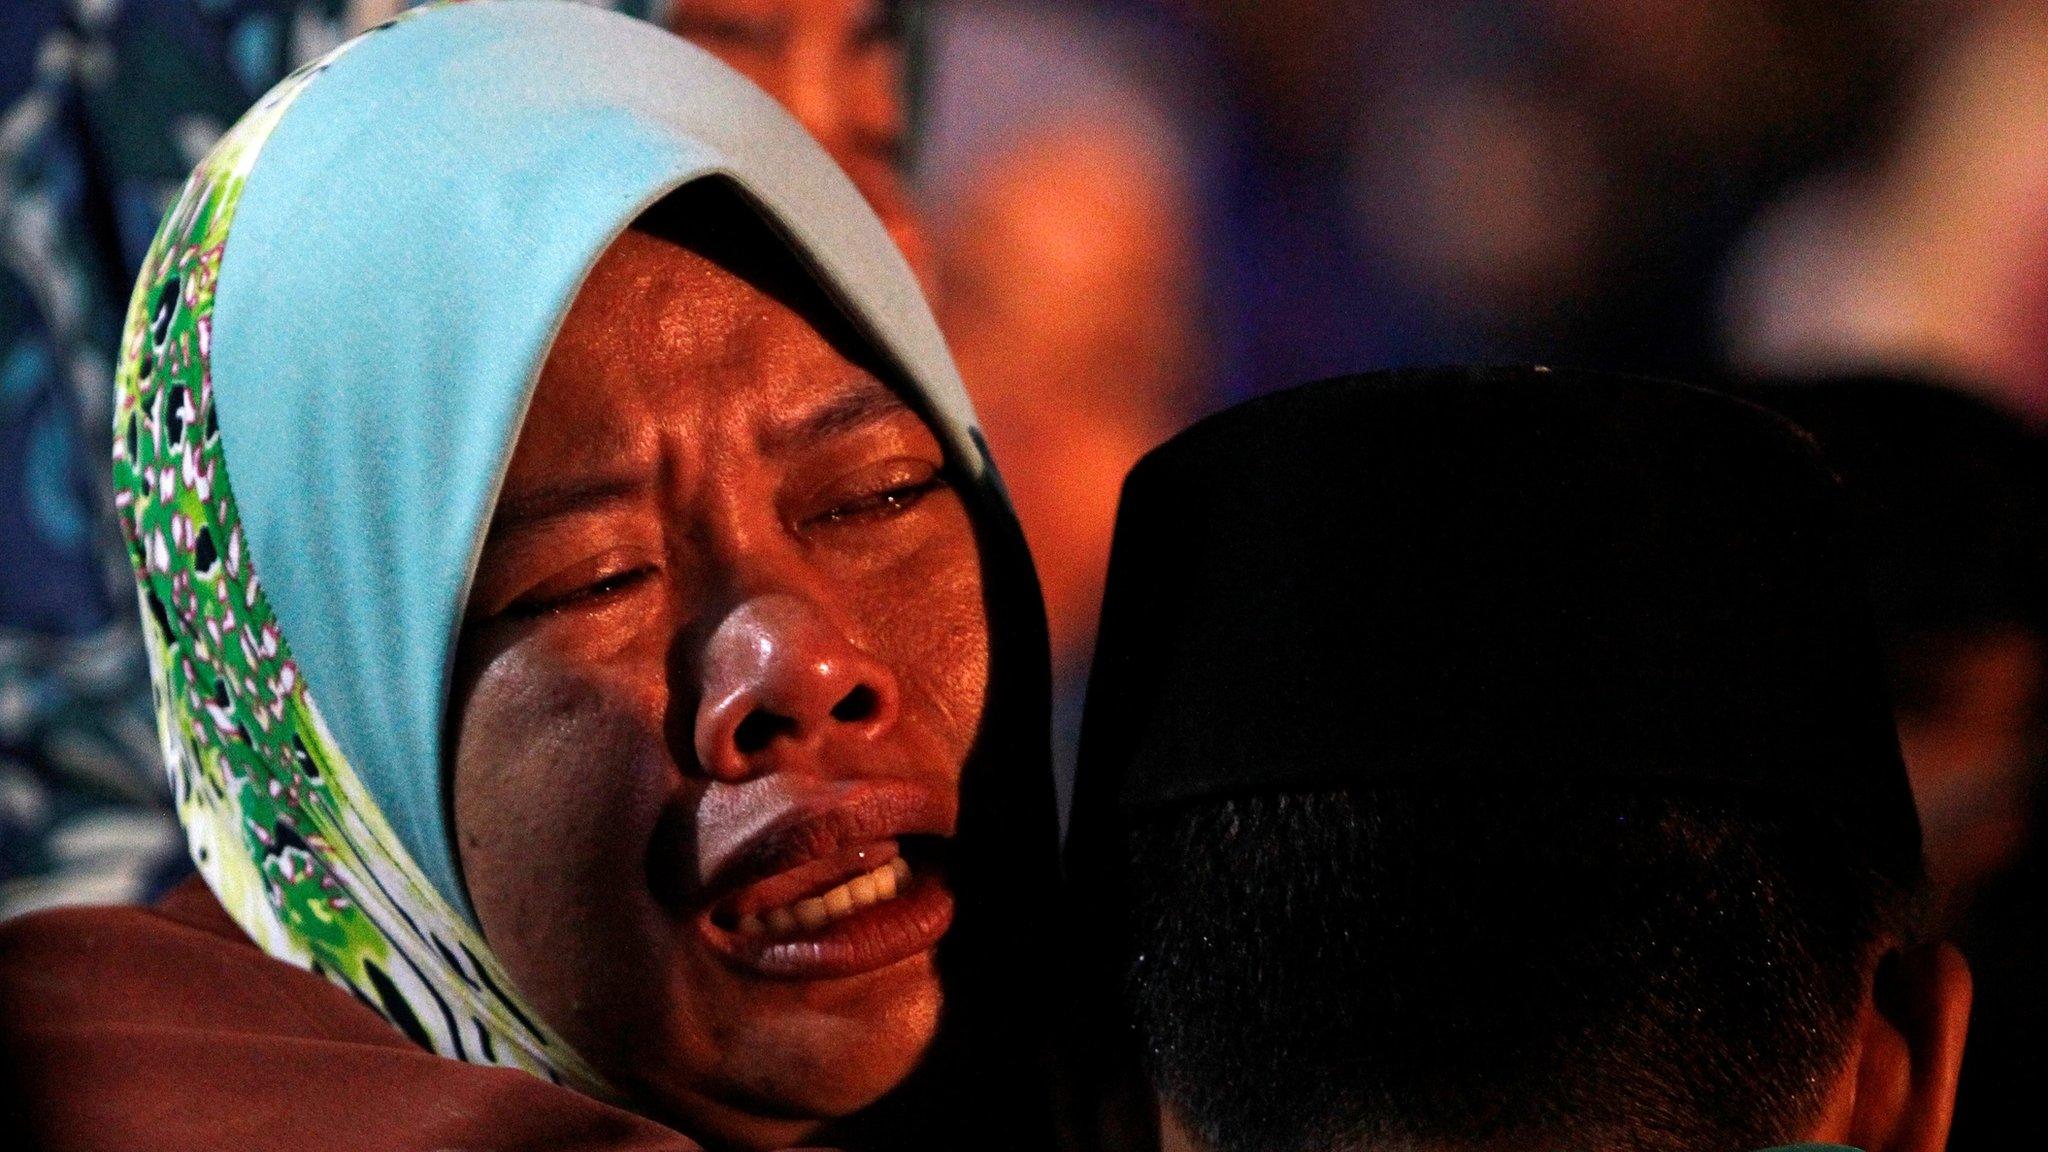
[{"xmin": 739, "ymin": 856, "xmax": 913, "ymax": 938}]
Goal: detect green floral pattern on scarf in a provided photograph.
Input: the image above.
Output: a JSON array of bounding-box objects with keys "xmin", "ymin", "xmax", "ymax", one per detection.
[{"xmin": 110, "ymin": 25, "xmax": 606, "ymax": 1095}]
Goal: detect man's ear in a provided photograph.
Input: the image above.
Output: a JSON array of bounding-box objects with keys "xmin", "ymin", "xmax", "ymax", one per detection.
[{"xmin": 1837, "ymin": 942, "xmax": 1972, "ymax": 1152}]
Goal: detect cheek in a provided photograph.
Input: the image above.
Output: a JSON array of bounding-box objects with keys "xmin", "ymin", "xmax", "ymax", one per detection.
[
  {"xmin": 456, "ymin": 646, "xmax": 669, "ymax": 844},
  {"xmin": 861, "ymin": 511, "xmax": 991, "ymax": 750},
  {"xmin": 451, "ymin": 642, "xmax": 678, "ymax": 1014}
]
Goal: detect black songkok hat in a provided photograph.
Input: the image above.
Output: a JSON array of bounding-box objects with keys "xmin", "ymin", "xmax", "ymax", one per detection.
[{"xmin": 1073, "ymin": 366, "xmax": 1923, "ymax": 880}]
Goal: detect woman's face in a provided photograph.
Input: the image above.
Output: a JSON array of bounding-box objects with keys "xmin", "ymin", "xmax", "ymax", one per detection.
[{"xmin": 450, "ymin": 228, "xmax": 988, "ymax": 1150}]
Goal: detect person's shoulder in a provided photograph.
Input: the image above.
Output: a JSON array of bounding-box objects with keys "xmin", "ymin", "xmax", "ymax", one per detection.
[
  {"xmin": 0, "ymin": 883, "xmax": 232, "ymax": 984},
  {"xmin": 0, "ymin": 880, "xmax": 706, "ymax": 1151},
  {"xmin": 2, "ymin": 876, "xmax": 235, "ymax": 950},
  {"xmin": 0, "ymin": 877, "xmax": 392, "ymax": 1044}
]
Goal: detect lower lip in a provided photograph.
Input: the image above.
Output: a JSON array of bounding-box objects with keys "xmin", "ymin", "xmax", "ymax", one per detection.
[{"xmin": 700, "ymin": 870, "xmax": 955, "ymax": 980}]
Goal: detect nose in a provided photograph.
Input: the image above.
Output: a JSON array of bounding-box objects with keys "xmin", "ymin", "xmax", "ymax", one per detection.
[{"xmin": 693, "ymin": 594, "xmax": 901, "ymax": 781}]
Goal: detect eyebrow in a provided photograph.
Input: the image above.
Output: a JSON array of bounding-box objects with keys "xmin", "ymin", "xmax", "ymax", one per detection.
[
  {"xmin": 486, "ymin": 474, "xmax": 650, "ymax": 539},
  {"xmin": 762, "ymin": 376, "xmax": 914, "ymax": 452},
  {"xmin": 485, "ymin": 377, "xmax": 915, "ymax": 538}
]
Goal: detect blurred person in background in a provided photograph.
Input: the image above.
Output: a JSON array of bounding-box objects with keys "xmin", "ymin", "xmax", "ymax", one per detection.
[
  {"xmin": 1350, "ymin": 0, "xmax": 1920, "ymax": 382},
  {"xmin": 1132, "ymin": 0, "xmax": 1931, "ymax": 393},
  {"xmin": 1726, "ymin": 0, "xmax": 2048, "ymax": 419},
  {"xmin": 1506, "ymin": 0, "xmax": 1919, "ymax": 377},
  {"xmin": 920, "ymin": 0, "xmax": 1211, "ymax": 815},
  {"xmin": 1161, "ymin": 0, "xmax": 1435, "ymax": 398},
  {"xmin": 666, "ymin": 0, "xmax": 932, "ymax": 279},
  {"xmin": 1752, "ymin": 375, "xmax": 2048, "ymax": 1148}
]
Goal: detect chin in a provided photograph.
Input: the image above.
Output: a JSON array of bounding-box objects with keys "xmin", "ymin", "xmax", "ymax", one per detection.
[
  {"xmin": 629, "ymin": 953, "xmax": 945, "ymax": 1143},
  {"xmin": 756, "ymin": 951, "xmax": 946, "ymax": 1114}
]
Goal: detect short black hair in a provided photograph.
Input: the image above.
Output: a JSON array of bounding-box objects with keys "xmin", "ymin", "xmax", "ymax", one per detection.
[{"xmin": 1122, "ymin": 784, "xmax": 1921, "ymax": 1152}]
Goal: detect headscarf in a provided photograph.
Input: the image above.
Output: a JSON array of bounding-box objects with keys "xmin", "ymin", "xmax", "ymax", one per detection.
[{"xmin": 111, "ymin": 0, "xmax": 1056, "ymax": 1137}]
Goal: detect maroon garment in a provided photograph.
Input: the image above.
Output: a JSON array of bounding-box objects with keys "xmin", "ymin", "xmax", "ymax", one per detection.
[{"xmin": 0, "ymin": 877, "xmax": 701, "ymax": 1151}]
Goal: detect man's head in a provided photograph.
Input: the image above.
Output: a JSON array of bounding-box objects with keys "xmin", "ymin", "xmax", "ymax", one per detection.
[
  {"xmin": 1071, "ymin": 367, "xmax": 1971, "ymax": 1152},
  {"xmin": 450, "ymin": 184, "xmax": 988, "ymax": 1149}
]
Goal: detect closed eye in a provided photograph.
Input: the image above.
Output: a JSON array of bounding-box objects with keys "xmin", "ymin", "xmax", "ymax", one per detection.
[
  {"xmin": 504, "ymin": 565, "xmax": 658, "ymax": 620},
  {"xmin": 809, "ymin": 473, "xmax": 948, "ymax": 528}
]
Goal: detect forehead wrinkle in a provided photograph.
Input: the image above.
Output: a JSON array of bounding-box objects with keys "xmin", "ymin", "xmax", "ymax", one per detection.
[
  {"xmin": 759, "ymin": 371, "xmax": 914, "ymax": 453},
  {"xmin": 487, "ymin": 471, "xmax": 652, "ymax": 540}
]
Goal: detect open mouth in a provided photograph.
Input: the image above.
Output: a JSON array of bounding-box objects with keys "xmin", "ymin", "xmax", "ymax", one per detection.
[
  {"xmin": 734, "ymin": 853, "xmax": 914, "ymax": 938},
  {"xmin": 696, "ymin": 790, "xmax": 956, "ymax": 979}
]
